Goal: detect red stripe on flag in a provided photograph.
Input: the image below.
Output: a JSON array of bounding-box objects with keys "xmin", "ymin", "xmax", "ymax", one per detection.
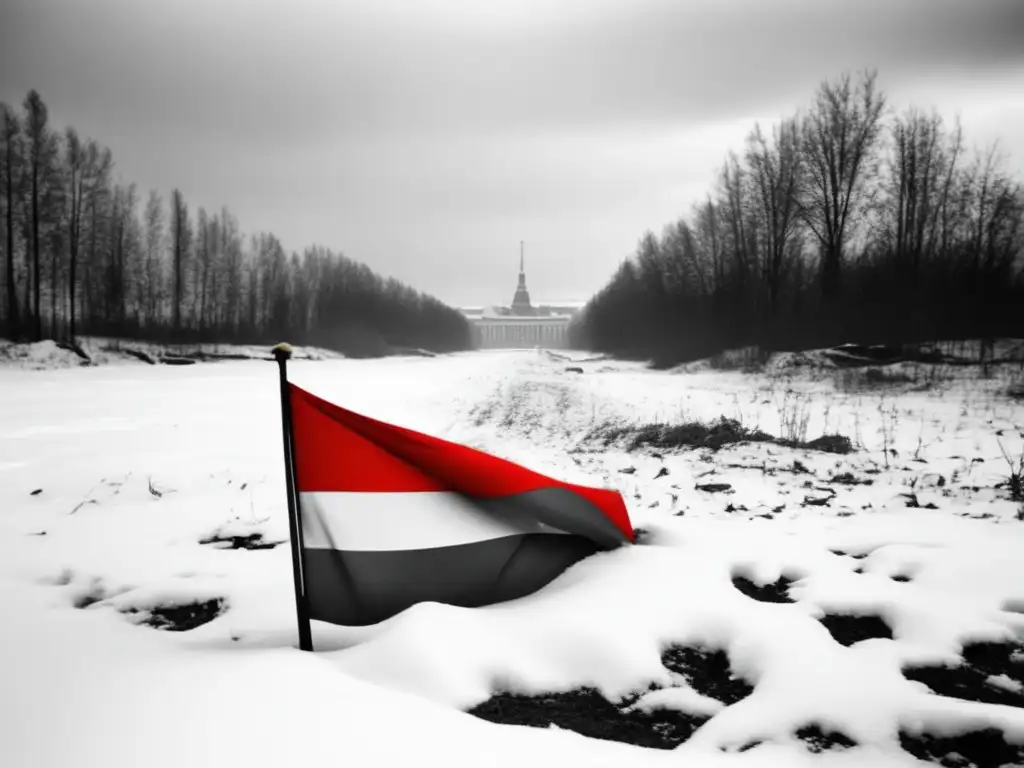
[{"xmin": 289, "ymin": 384, "xmax": 634, "ymax": 542}]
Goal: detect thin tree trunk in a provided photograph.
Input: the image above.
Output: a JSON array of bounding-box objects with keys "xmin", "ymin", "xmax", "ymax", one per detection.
[
  {"xmin": 3, "ymin": 138, "xmax": 16, "ymax": 339},
  {"xmin": 32, "ymin": 163, "xmax": 41, "ymax": 340}
]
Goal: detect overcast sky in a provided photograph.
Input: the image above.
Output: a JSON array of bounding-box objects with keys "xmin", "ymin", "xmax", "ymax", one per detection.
[{"xmin": 2, "ymin": 0, "xmax": 1023, "ymax": 308}]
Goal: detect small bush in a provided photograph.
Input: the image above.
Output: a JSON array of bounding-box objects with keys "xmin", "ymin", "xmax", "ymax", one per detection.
[
  {"xmin": 708, "ymin": 346, "xmax": 772, "ymax": 372},
  {"xmin": 803, "ymin": 434, "xmax": 854, "ymax": 454},
  {"xmin": 588, "ymin": 417, "xmax": 853, "ymax": 455},
  {"xmin": 592, "ymin": 418, "xmax": 774, "ymax": 452},
  {"xmin": 997, "ymin": 439, "xmax": 1024, "ymax": 502},
  {"xmin": 833, "ymin": 366, "xmax": 919, "ymax": 393},
  {"xmin": 864, "ymin": 367, "xmax": 914, "ymax": 385}
]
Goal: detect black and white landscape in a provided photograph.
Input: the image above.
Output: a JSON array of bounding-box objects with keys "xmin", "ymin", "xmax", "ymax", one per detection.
[{"xmin": 2, "ymin": 1, "xmax": 1023, "ymax": 766}]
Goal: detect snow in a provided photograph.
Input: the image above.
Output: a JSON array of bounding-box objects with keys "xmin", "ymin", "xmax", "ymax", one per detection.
[
  {"xmin": 2, "ymin": 343, "xmax": 1024, "ymax": 767},
  {"xmin": 0, "ymin": 336, "xmax": 343, "ymax": 370},
  {"xmin": 626, "ymin": 686, "xmax": 727, "ymax": 717},
  {"xmin": 988, "ymin": 675, "xmax": 1024, "ymax": 695}
]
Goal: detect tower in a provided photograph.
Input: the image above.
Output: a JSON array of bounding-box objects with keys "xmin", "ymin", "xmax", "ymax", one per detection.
[{"xmin": 510, "ymin": 240, "xmax": 534, "ymax": 316}]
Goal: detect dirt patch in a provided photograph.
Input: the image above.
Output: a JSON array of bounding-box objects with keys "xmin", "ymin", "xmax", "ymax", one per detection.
[
  {"xmin": 731, "ymin": 575, "xmax": 796, "ymax": 604},
  {"xmin": 818, "ymin": 614, "xmax": 893, "ymax": 646},
  {"xmin": 198, "ymin": 532, "xmax": 283, "ymax": 550},
  {"xmin": 660, "ymin": 647, "xmax": 754, "ymax": 705},
  {"xmin": 467, "ymin": 646, "xmax": 753, "ymax": 750},
  {"xmin": 902, "ymin": 640, "xmax": 1024, "ymax": 709},
  {"xmin": 830, "ymin": 549, "xmax": 872, "ymax": 560},
  {"xmin": 468, "ymin": 687, "xmax": 705, "ymax": 750},
  {"xmin": 830, "ymin": 472, "xmax": 874, "ymax": 486},
  {"xmin": 124, "ymin": 598, "xmax": 227, "ymax": 631},
  {"xmin": 794, "ymin": 724, "xmax": 858, "ymax": 753},
  {"xmin": 696, "ymin": 483, "xmax": 733, "ymax": 494},
  {"xmin": 899, "ymin": 727, "xmax": 1024, "ymax": 768}
]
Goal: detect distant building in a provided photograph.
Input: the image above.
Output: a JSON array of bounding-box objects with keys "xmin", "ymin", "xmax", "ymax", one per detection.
[{"xmin": 461, "ymin": 244, "xmax": 579, "ymax": 349}]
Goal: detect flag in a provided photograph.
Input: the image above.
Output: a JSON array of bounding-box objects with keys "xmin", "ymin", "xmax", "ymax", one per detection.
[{"xmin": 288, "ymin": 383, "xmax": 634, "ymax": 627}]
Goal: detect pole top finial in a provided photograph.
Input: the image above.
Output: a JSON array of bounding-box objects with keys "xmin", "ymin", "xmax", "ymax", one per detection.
[{"xmin": 272, "ymin": 342, "xmax": 293, "ymax": 360}]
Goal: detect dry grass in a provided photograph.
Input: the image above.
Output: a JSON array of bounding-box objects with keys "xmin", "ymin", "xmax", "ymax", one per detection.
[{"xmin": 587, "ymin": 416, "xmax": 852, "ymax": 455}]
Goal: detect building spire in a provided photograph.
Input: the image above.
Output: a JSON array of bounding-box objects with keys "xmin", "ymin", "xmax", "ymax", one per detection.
[{"xmin": 511, "ymin": 240, "xmax": 533, "ymax": 315}]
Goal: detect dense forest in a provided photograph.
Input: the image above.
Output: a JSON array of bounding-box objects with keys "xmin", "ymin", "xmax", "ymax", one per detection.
[
  {"xmin": 570, "ymin": 71, "xmax": 1024, "ymax": 364},
  {"xmin": 0, "ymin": 91, "xmax": 472, "ymax": 355}
]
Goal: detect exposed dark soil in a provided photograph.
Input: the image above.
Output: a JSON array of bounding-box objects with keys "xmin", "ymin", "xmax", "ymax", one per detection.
[
  {"xmin": 659, "ymin": 647, "xmax": 754, "ymax": 705},
  {"xmin": 696, "ymin": 483, "xmax": 733, "ymax": 493},
  {"xmin": 123, "ymin": 598, "xmax": 226, "ymax": 631},
  {"xmin": 794, "ymin": 724, "xmax": 858, "ymax": 753},
  {"xmin": 467, "ymin": 646, "xmax": 753, "ymax": 750},
  {"xmin": 830, "ymin": 549, "xmax": 871, "ymax": 560},
  {"xmin": 899, "ymin": 727, "xmax": 1024, "ymax": 768},
  {"xmin": 830, "ymin": 472, "xmax": 874, "ymax": 486},
  {"xmin": 818, "ymin": 613, "xmax": 893, "ymax": 646},
  {"xmin": 903, "ymin": 640, "xmax": 1024, "ymax": 709},
  {"xmin": 198, "ymin": 532, "xmax": 283, "ymax": 550},
  {"xmin": 468, "ymin": 687, "xmax": 705, "ymax": 749},
  {"xmin": 731, "ymin": 575, "xmax": 797, "ymax": 604}
]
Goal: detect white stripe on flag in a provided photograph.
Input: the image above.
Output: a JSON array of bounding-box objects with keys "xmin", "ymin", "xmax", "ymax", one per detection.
[{"xmin": 299, "ymin": 491, "xmax": 571, "ymax": 552}]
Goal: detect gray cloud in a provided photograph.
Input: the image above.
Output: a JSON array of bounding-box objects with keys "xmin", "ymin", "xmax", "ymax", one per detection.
[{"xmin": 2, "ymin": 0, "xmax": 1022, "ymax": 307}]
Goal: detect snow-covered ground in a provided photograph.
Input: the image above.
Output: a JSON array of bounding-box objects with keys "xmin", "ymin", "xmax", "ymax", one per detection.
[
  {"xmin": 0, "ymin": 336, "xmax": 344, "ymax": 370},
  {"xmin": 2, "ymin": 345, "xmax": 1023, "ymax": 767}
]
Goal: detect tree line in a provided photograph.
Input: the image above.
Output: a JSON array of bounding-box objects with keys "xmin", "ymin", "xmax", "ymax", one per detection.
[
  {"xmin": 570, "ymin": 71, "xmax": 1024, "ymax": 364},
  {"xmin": 0, "ymin": 90, "xmax": 472, "ymax": 355}
]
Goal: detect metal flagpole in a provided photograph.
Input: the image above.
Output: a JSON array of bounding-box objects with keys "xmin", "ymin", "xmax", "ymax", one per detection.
[{"xmin": 272, "ymin": 342, "xmax": 313, "ymax": 651}]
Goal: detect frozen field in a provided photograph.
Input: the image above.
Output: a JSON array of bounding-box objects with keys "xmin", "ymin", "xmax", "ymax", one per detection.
[{"xmin": 1, "ymin": 346, "xmax": 1023, "ymax": 767}]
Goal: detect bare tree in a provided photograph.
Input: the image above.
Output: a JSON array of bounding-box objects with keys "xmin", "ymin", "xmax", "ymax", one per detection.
[
  {"xmin": 1, "ymin": 105, "xmax": 20, "ymax": 338},
  {"xmin": 64, "ymin": 128, "xmax": 88, "ymax": 340},
  {"xmin": 142, "ymin": 190, "xmax": 164, "ymax": 325},
  {"xmin": 800, "ymin": 71, "xmax": 886, "ymax": 299},
  {"xmin": 718, "ymin": 152, "xmax": 754, "ymax": 292},
  {"xmin": 746, "ymin": 117, "xmax": 804, "ymax": 316},
  {"xmin": 170, "ymin": 189, "xmax": 190, "ymax": 336},
  {"xmin": 80, "ymin": 144, "xmax": 112, "ymax": 333},
  {"xmin": 220, "ymin": 206, "xmax": 243, "ymax": 336},
  {"xmin": 885, "ymin": 108, "xmax": 948, "ymax": 279},
  {"xmin": 192, "ymin": 206, "xmax": 208, "ymax": 331},
  {"xmin": 23, "ymin": 90, "xmax": 60, "ymax": 340},
  {"xmin": 4, "ymin": 88, "xmax": 472, "ymax": 353},
  {"xmin": 107, "ymin": 183, "xmax": 139, "ymax": 329}
]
